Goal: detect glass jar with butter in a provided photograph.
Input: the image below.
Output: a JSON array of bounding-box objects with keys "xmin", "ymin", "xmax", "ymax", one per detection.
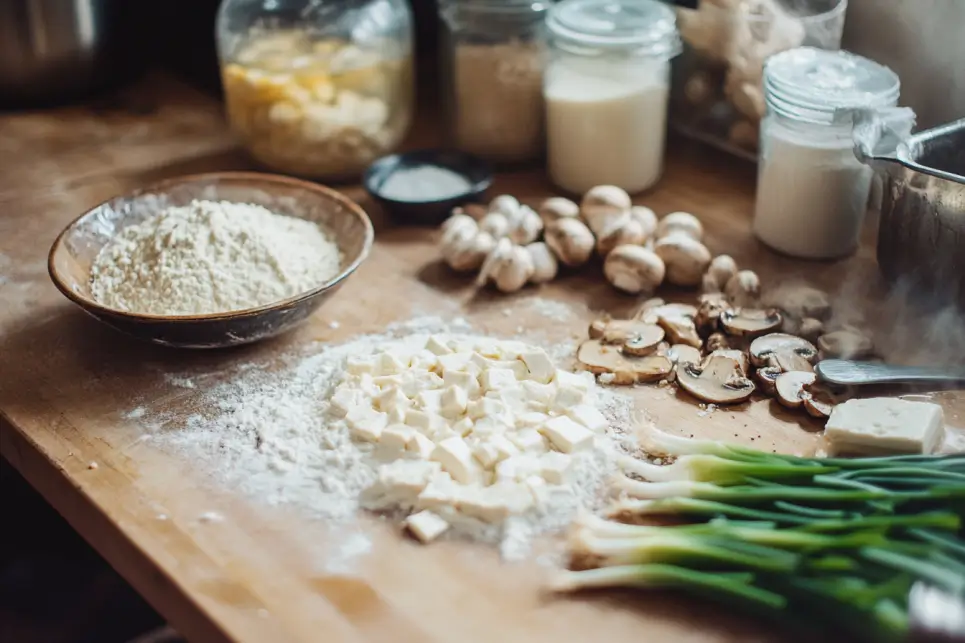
[{"xmin": 216, "ymin": 0, "xmax": 415, "ymax": 181}]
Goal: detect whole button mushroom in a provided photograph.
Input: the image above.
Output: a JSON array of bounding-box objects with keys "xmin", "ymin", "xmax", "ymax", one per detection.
[
  {"xmin": 581, "ymin": 185, "xmax": 632, "ymax": 236},
  {"xmin": 545, "ymin": 218, "xmax": 595, "ymax": 267},
  {"xmin": 538, "ymin": 197, "xmax": 580, "ymax": 223},
  {"xmin": 653, "ymin": 233, "xmax": 712, "ymax": 287},
  {"xmin": 604, "ymin": 245, "xmax": 666, "ymax": 294},
  {"xmin": 656, "ymin": 211, "xmax": 704, "ymax": 241}
]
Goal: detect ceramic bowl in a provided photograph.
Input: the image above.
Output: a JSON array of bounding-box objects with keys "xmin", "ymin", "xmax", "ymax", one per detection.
[
  {"xmin": 363, "ymin": 149, "xmax": 493, "ymax": 226},
  {"xmin": 48, "ymin": 172, "xmax": 373, "ymax": 349}
]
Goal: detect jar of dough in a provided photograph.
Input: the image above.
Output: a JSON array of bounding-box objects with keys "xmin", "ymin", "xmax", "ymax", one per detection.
[
  {"xmin": 438, "ymin": 0, "xmax": 551, "ymax": 165},
  {"xmin": 216, "ymin": 0, "xmax": 414, "ymax": 181},
  {"xmin": 543, "ymin": 0, "xmax": 682, "ymax": 195},
  {"xmin": 753, "ymin": 47, "xmax": 905, "ymax": 259}
]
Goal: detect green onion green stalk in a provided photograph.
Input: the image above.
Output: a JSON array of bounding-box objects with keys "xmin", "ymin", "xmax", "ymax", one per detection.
[{"xmin": 554, "ymin": 429, "xmax": 965, "ymax": 643}]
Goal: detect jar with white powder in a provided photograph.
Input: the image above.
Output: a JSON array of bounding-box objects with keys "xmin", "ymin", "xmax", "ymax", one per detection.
[
  {"xmin": 543, "ymin": 0, "xmax": 682, "ymax": 195},
  {"xmin": 753, "ymin": 47, "xmax": 906, "ymax": 259},
  {"xmin": 438, "ymin": 0, "xmax": 550, "ymax": 165}
]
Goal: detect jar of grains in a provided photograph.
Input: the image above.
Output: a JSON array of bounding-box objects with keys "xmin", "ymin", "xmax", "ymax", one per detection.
[
  {"xmin": 753, "ymin": 47, "xmax": 907, "ymax": 260},
  {"xmin": 438, "ymin": 0, "xmax": 551, "ymax": 165},
  {"xmin": 216, "ymin": 0, "xmax": 415, "ymax": 181},
  {"xmin": 543, "ymin": 0, "xmax": 682, "ymax": 195}
]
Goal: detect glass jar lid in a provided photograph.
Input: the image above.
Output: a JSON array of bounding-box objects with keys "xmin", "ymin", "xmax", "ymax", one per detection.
[
  {"xmin": 764, "ymin": 47, "xmax": 901, "ymax": 125},
  {"xmin": 546, "ymin": 0, "xmax": 681, "ymax": 57}
]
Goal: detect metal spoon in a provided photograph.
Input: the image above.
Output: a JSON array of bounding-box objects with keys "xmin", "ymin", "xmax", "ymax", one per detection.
[{"xmin": 815, "ymin": 359, "xmax": 965, "ymax": 387}]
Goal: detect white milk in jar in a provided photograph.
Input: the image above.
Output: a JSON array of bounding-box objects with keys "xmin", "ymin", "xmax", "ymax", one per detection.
[
  {"xmin": 753, "ymin": 47, "xmax": 906, "ymax": 259},
  {"xmin": 543, "ymin": 0, "xmax": 681, "ymax": 195}
]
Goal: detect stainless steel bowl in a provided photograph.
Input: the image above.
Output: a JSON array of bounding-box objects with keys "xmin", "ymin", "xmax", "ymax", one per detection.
[
  {"xmin": 859, "ymin": 118, "xmax": 965, "ymax": 310},
  {"xmin": 0, "ymin": 0, "xmax": 135, "ymax": 105}
]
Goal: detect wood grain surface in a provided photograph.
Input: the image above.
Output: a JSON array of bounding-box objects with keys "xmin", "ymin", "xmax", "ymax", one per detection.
[{"xmin": 1, "ymin": 74, "xmax": 962, "ymax": 643}]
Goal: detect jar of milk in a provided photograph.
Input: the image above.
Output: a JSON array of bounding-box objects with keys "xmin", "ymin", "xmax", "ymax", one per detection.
[
  {"xmin": 543, "ymin": 0, "xmax": 682, "ymax": 195},
  {"xmin": 753, "ymin": 47, "xmax": 906, "ymax": 260}
]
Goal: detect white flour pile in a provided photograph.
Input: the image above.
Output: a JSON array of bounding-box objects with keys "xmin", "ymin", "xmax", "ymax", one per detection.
[
  {"xmin": 90, "ymin": 199, "xmax": 342, "ymax": 315},
  {"xmin": 152, "ymin": 317, "xmax": 636, "ymax": 560}
]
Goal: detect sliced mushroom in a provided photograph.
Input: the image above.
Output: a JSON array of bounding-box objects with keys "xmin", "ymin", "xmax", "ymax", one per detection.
[
  {"xmin": 622, "ymin": 325, "xmax": 667, "ymax": 356},
  {"xmin": 667, "ymin": 344, "xmax": 701, "ymax": 366},
  {"xmin": 676, "ymin": 354, "xmax": 756, "ymax": 405},
  {"xmin": 720, "ymin": 308, "xmax": 783, "ymax": 338},
  {"xmin": 637, "ymin": 303, "xmax": 698, "ymax": 324},
  {"xmin": 637, "ymin": 304, "xmax": 702, "ymax": 349},
  {"xmin": 631, "ymin": 297, "xmax": 666, "ymax": 320},
  {"xmin": 756, "ymin": 366, "xmax": 782, "ymax": 396},
  {"xmin": 578, "ymin": 340, "xmax": 672, "ymax": 384},
  {"xmin": 694, "ymin": 296, "xmax": 728, "ymax": 338},
  {"xmin": 775, "ymin": 371, "xmax": 816, "ymax": 409},
  {"xmin": 801, "ymin": 382, "xmax": 842, "ymax": 419},
  {"xmin": 749, "ymin": 333, "xmax": 818, "ymax": 372},
  {"xmin": 818, "ymin": 329, "xmax": 874, "ymax": 359},
  {"xmin": 588, "ymin": 319, "xmax": 664, "ymax": 346},
  {"xmin": 705, "ymin": 332, "xmax": 730, "ymax": 353},
  {"xmin": 707, "ymin": 349, "xmax": 749, "ymax": 375}
]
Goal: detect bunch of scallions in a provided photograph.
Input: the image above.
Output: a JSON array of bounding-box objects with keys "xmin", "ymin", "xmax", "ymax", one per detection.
[{"xmin": 552, "ymin": 429, "xmax": 965, "ymax": 643}]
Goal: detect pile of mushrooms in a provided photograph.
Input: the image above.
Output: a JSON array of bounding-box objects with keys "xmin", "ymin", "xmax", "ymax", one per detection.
[
  {"xmin": 577, "ymin": 280, "xmax": 874, "ymax": 420},
  {"xmin": 438, "ymin": 186, "xmax": 716, "ymax": 295}
]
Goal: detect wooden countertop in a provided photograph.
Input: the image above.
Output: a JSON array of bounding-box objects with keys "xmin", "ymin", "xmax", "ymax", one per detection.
[{"xmin": 1, "ymin": 74, "xmax": 962, "ymax": 643}]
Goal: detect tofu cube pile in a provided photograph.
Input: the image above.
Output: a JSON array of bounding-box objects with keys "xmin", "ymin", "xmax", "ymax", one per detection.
[{"xmin": 327, "ymin": 335, "xmax": 610, "ymax": 543}]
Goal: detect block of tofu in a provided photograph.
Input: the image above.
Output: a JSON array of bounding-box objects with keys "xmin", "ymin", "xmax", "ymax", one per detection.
[
  {"xmin": 407, "ymin": 432, "xmax": 436, "ymax": 459},
  {"xmin": 405, "ymin": 409, "xmax": 446, "ymax": 435},
  {"xmin": 494, "ymin": 454, "xmax": 542, "ymax": 482},
  {"xmin": 472, "ymin": 354, "xmax": 529, "ymax": 380},
  {"xmin": 554, "ymin": 369, "xmax": 593, "ymax": 391},
  {"xmin": 426, "ymin": 335, "xmax": 453, "ymax": 356},
  {"xmin": 415, "ymin": 472, "xmax": 464, "ymax": 510},
  {"xmin": 405, "ymin": 510, "xmax": 450, "ymax": 544},
  {"xmin": 443, "ymin": 370, "xmax": 481, "ymax": 397},
  {"xmin": 437, "ymin": 352, "xmax": 477, "ymax": 375},
  {"xmin": 380, "ymin": 424, "xmax": 415, "ymax": 452},
  {"xmin": 539, "ymin": 451, "xmax": 572, "ymax": 484},
  {"xmin": 377, "ymin": 387, "xmax": 410, "ymax": 414},
  {"xmin": 376, "ymin": 351, "xmax": 407, "ymax": 376},
  {"xmin": 330, "ymin": 387, "xmax": 366, "ymax": 417},
  {"xmin": 488, "ymin": 434, "xmax": 520, "ymax": 461},
  {"xmin": 459, "ymin": 483, "xmax": 534, "ymax": 523},
  {"xmin": 825, "ymin": 398, "xmax": 945, "ymax": 455},
  {"xmin": 415, "ymin": 389, "xmax": 444, "ymax": 413},
  {"xmin": 480, "ymin": 367, "xmax": 518, "ymax": 391},
  {"xmin": 345, "ymin": 406, "xmax": 388, "ymax": 442},
  {"xmin": 360, "ymin": 460, "xmax": 441, "ymax": 510},
  {"xmin": 567, "ymin": 404, "xmax": 609, "ymax": 433},
  {"xmin": 345, "ymin": 355, "xmax": 377, "ymax": 375},
  {"xmin": 430, "ymin": 436, "xmax": 479, "ymax": 483},
  {"xmin": 472, "ymin": 441, "xmax": 500, "ymax": 469},
  {"xmin": 510, "ymin": 428, "xmax": 548, "ymax": 453},
  {"xmin": 552, "ymin": 384, "xmax": 587, "ymax": 412},
  {"xmin": 540, "ymin": 415, "xmax": 595, "ymax": 453},
  {"xmin": 440, "ymin": 385, "xmax": 469, "ymax": 418},
  {"xmin": 517, "ymin": 411, "xmax": 550, "ymax": 427},
  {"xmin": 521, "ymin": 350, "xmax": 555, "ymax": 383},
  {"xmin": 520, "ymin": 380, "xmax": 555, "ymax": 409},
  {"xmin": 467, "ymin": 397, "xmax": 510, "ymax": 422}
]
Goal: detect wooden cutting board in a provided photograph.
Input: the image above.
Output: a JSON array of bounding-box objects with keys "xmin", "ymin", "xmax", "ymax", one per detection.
[{"xmin": 1, "ymin": 74, "xmax": 962, "ymax": 643}]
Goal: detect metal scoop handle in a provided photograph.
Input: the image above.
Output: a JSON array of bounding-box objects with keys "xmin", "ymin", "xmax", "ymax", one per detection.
[{"xmin": 815, "ymin": 359, "xmax": 965, "ymax": 387}]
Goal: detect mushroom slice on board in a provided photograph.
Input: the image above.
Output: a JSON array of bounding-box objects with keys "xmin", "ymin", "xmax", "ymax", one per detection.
[
  {"xmin": 667, "ymin": 344, "xmax": 702, "ymax": 366},
  {"xmin": 720, "ymin": 308, "xmax": 783, "ymax": 338},
  {"xmin": 622, "ymin": 324, "xmax": 667, "ymax": 357},
  {"xmin": 639, "ymin": 304, "xmax": 701, "ymax": 349},
  {"xmin": 578, "ymin": 340, "xmax": 673, "ymax": 384},
  {"xmin": 749, "ymin": 333, "xmax": 818, "ymax": 372},
  {"xmin": 694, "ymin": 296, "xmax": 729, "ymax": 338},
  {"xmin": 801, "ymin": 382, "xmax": 840, "ymax": 419},
  {"xmin": 676, "ymin": 354, "xmax": 756, "ymax": 404},
  {"xmin": 707, "ymin": 349, "xmax": 750, "ymax": 375},
  {"xmin": 818, "ymin": 329, "xmax": 874, "ymax": 359},
  {"xmin": 756, "ymin": 366, "xmax": 782, "ymax": 396},
  {"xmin": 589, "ymin": 319, "xmax": 665, "ymax": 346},
  {"xmin": 775, "ymin": 371, "xmax": 817, "ymax": 409},
  {"xmin": 705, "ymin": 332, "xmax": 730, "ymax": 353}
]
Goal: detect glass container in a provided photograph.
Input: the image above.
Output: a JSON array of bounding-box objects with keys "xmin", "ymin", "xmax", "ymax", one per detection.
[
  {"xmin": 542, "ymin": 0, "xmax": 681, "ymax": 195},
  {"xmin": 670, "ymin": 0, "xmax": 848, "ymax": 160},
  {"xmin": 753, "ymin": 47, "xmax": 903, "ymax": 259},
  {"xmin": 216, "ymin": 0, "xmax": 414, "ymax": 181},
  {"xmin": 438, "ymin": 0, "xmax": 551, "ymax": 165}
]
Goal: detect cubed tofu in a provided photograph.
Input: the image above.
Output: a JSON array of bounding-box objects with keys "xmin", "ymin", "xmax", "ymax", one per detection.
[
  {"xmin": 521, "ymin": 350, "xmax": 555, "ymax": 383},
  {"xmin": 426, "ymin": 335, "xmax": 453, "ymax": 356},
  {"xmin": 511, "ymin": 428, "xmax": 548, "ymax": 453},
  {"xmin": 416, "ymin": 389, "xmax": 444, "ymax": 413},
  {"xmin": 376, "ymin": 352, "xmax": 407, "ymax": 376},
  {"xmin": 330, "ymin": 387, "xmax": 365, "ymax": 417},
  {"xmin": 440, "ymin": 385, "xmax": 469, "ymax": 418},
  {"xmin": 489, "ymin": 434, "xmax": 520, "ymax": 462},
  {"xmin": 554, "ymin": 369, "xmax": 593, "ymax": 391},
  {"xmin": 430, "ymin": 436, "xmax": 478, "ymax": 483},
  {"xmin": 480, "ymin": 367, "xmax": 518, "ymax": 391},
  {"xmin": 443, "ymin": 370, "xmax": 481, "ymax": 397},
  {"xmin": 345, "ymin": 355, "xmax": 377, "ymax": 375},
  {"xmin": 540, "ymin": 416, "xmax": 595, "ymax": 453},
  {"xmin": 567, "ymin": 404, "xmax": 609, "ymax": 433},
  {"xmin": 437, "ymin": 352, "xmax": 475, "ymax": 375},
  {"xmin": 415, "ymin": 472, "xmax": 463, "ymax": 511},
  {"xmin": 405, "ymin": 510, "xmax": 450, "ymax": 544},
  {"xmin": 360, "ymin": 460, "xmax": 441, "ymax": 510},
  {"xmin": 459, "ymin": 483, "xmax": 534, "ymax": 523},
  {"xmin": 467, "ymin": 397, "xmax": 510, "ymax": 422},
  {"xmin": 405, "ymin": 409, "xmax": 445, "ymax": 434},
  {"xmin": 472, "ymin": 441, "xmax": 500, "ymax": 469},
  {"xmin": 407, "ymin": 432, "xmax": 436, "ymax": 459},
  {"xmin": 521, "ymin": 380, "xmax": 555, "ymax": 409},
  {"xmin": 470, "ymin": 415, "xmax": 507, "ymax": 437},
  {"xmin": 825, "ymin": 398, "xmax": 945, "ymax": 455},
  {"xmin": 517, "ymin": 411, "xmax": 550, "ymax": 427},
  {"xmin": 346, "ymin": 406, "xmax": 388, "ymax": 442},
  {"xmin": 380, "ymin": 424, "xmax": 415, "ymax": 452},
  {"xmin": 488, "ymin": 387, "xmax": 528, "ymax": 412},
  {"xmin": 539, "ymin": 451, "xmax": 572, "ymax": 484},
  {"xmin": 553, "ymin": 384, "xmax": 587, "ymax": 412},
  {"xmin": 494, "ymin": 454, "xmax": 542, "ymax": 482},
  {"xmin": 377, "ymin": 387, "xmax": 410, "ymax": 414}
]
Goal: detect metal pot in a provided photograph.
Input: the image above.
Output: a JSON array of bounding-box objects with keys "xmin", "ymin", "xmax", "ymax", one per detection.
[
  {"xmin": 0, "ymin": 0, "xmax": 141, "ymax": 106},
  {"xmin": 858, "ymin": 118, "xmax": 965, "ymax": 310}
]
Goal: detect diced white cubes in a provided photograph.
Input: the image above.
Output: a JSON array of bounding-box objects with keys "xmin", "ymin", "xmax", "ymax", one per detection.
[{"xmin": 826, "ymin": 398, "xmax": 945, "ymax": 455}]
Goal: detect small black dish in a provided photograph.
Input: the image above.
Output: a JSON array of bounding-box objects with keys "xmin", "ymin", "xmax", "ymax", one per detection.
[{"xmin": 363, "ymin": 149, "xmax": 493, "ymax": 226}]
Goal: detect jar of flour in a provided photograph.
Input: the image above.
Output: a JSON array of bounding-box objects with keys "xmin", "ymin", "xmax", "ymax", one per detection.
[
  {"xmin": 542, "ymin": 0, "xmax": 682, "ymax": 195},
  {"xmin": 753, "ymin": 47, "xmax": 908, "ymax": 260}
]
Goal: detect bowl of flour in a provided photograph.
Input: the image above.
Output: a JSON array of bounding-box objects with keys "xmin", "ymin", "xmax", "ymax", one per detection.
[{"xmin": 48, "ymin": 172, "xmax": 373, "ymax": 348}]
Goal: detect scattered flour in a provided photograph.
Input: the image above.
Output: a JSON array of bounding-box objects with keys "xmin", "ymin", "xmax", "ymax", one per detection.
[
  {"xmin": 89, "ymin": 199, "xmax": 343, "ymax": 315},
  {"xmin": 152, "ymin": 316, "xmax": 636, "ymax": 560}
]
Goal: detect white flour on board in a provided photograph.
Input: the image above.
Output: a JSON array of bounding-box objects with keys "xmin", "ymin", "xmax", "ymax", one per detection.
[{"xmin": 146, "ymin": 315, "xmax": 637, "ymax": 560}]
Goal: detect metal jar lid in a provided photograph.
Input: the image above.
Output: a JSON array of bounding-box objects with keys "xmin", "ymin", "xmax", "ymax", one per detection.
[
  {"xmin": 546, "ymin": 0, "xmax": 682, "ymax": 58},
  {"xmin": 764, "ymin": 47, "xmax": 901, "ymax": 125}
]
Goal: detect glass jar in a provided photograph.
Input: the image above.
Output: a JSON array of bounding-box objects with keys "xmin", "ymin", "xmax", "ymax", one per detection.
[
  {"xmin": 670, "ymin": 0, "xmax": 848, "ymax": 160},
  {"xmin": 543, "ymin": 0, "xmax": 681, "ymax": 195},
  {"xmin": 216, "ymin": 0, "xmax": 414, "ymax": 181},
  {"xmin": 753, "ymin": 47, "xmax": 904, "ymax": 259},
  {"xmin": 438, "ymin": 0, "xmax": 550, "ymax": 165}
]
